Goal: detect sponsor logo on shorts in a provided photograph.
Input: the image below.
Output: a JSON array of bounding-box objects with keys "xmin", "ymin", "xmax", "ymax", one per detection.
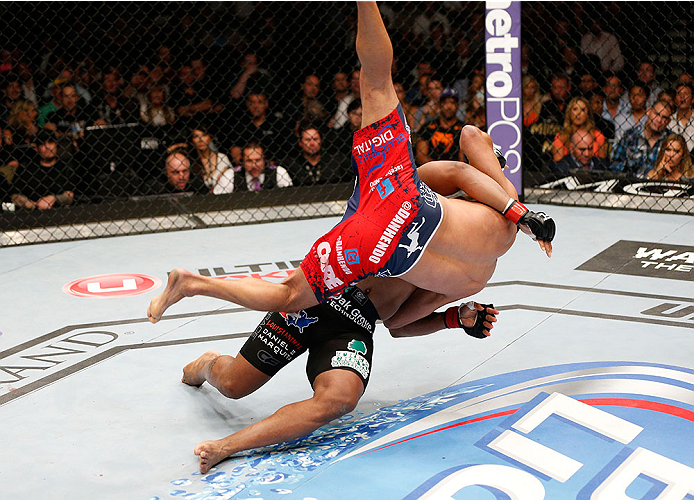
[
  {"xmin": 330, "ymin": 339, "xmax": 370, "ymax": 378},
  {"xmin": 257, "ymin": 350, "xmax": 281, "ymax": 367},
  {"xmin": 344, "ymin": 249, "xmax": 360, "ymax": 266},
  {"xmin": 335, "ymin": 237, "xmax": 354, "ymax": 277},
  {"xmin": 369, "ymin": 202, "xmax": 412, "ymax": 264},
  {"xmin": 353, "ymin": 126, "xmax": 395, "ymax": 156},
  {"xmin": 398, "ymin": 217, "xmax": 425, "ymax": 258},
  {"xmin": 577, "ymin": 240, "xmax": 694, "ymax": 282},
  {"xmin": 63, "ymin": 273, "xmax": 161, "ymax": 298},
  {"xmin": 317, "ymin": 242, "xmax": 345, "ymax": 291},
  {"xmin": 418, "ymin": 180, "xmax": 439, "ymax": 208},
  {"xmin": 376, "ymin": 178, "xmax": 394, "ymax": 199},
  {"xmin": 369, "ymin": 164, "xmax": 405, "ymax": 194},
  {"xmin": 328, "ymin": 294, "xmax": 374, "ymax": 333},
  {"xmin": 280, "ymin": 311, "xmax": 319, "ymax": 334},
  {"xmin": 352, "ymin": 288, "xmax": 368, "ymax": 306}
]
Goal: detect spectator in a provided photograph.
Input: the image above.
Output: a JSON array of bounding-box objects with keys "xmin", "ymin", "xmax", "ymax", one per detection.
[
  {"xmin": 577, "ymin": 71, "xmax": 599, "ymax": 97},
  {"xmin": 140, "ymin": 85, "xmax": 176, "ymax": 126},
  {"xmin": 580, "ymin": 18, "xmax": 624, "ymax": 73},
  {"xmin": 284, "ymin": 126, "xmax": 344, "ymax": 186},
  {"xmin": 37, "ymin": 79, "xmax": 64, "ymax": 128},
  {"xmin": 43, "ymin": 84, "xmax": 99, "ymax": 138},
  {"xmin": 552, "ymin": 96, "xmax": 607, "ymax": 162},
  {"xmin": 657, "ymin": 89, "xmax": 676, "ymax": 112},
  {"xmin": 1, "ymin": 73, "xmax": 22, "ymax": 125},
  {"xmin": 613, "ymin": 83, "xmax": 649, "ymax": 143},
  {"xmin": 412, "ymin": 76, "xmax": 443, "ymax": 132},
  {"xmin": 327, "ymin": 71, "xmax": 356, "ymax": 130},
  {"xmin": 123, "ymin": 65, "xmax": 153, "ymax": 107},
  {"xmin": 93, "ymin": 71, "xmax": 140, "ymax": 125},
  {"xmin": 47, "ymin": 66, "xmax": 92, "ymax": 104},
  {"xmin": 9, "ymin": 130, "xmax": 76, "ymax": 210},
  {"xmin": 646, "ymin": 134, "xmax": 694, "ymax": 181},
  {"xmin": 16, "ymin": 61, "xmax": 38, "ymax": 107},
  {"xmin": 601, "ymin": 73, "xmax": 628, "ymax": 123},
  {"xmin": 7, "ymin": 100, "xmax": 39, "ymax": 145},
  {"xmin": 287, "ymin": 74, "xmax": 328, "ymax": 135},
  {"xmin": 635, "ymin": 61, "xmax": 663, "ymax": 108},
  {"xmin": 325, "ymin": 98, "xmax": 361, "ymax": 157},
  {"xmin": 158, "ymin": 151, "xmax": 207, "ymax": 194},
  {"xmin": 189, "ymin": 126, "xmax": 231, "ymax": 193},
  {"xmin": 405, "ymin": 65, "xmax": 432, "ymax": 107},
  {"xmin": 393, "ymin": 82, "xmax": 416, "ymax": 130},
  {"xmin": 214, "ymin": 142, "xmax": 293, "ymax": 194},
  {"xmin": 415, "ymin": 87, "xmax": 464, "ymax": 164},
  {"xmin": 463, "ymin": 74, "xmax": 486, "ymax": 129},
  {"xmin": 155, "ymin": 45, "xmax": 178, "ymax": 87},
  {"xmin": 412, "ymin": 2, "xmax": 451, "ymax": 43},
  {"xmin": 585, "ymin": 90, "xmax": 615, "ymax": 140},
  {"xmin": 541, "ymin": 73, "xmax": 572, "ymax": 124},
  {"xmin": 233, "ymin": 92, "xmax": 291, "ymax": 164},
  {"xmin": 228, "ymin": 52, "xmax": 273, "ymax": 107},
  {"xmin": 552, "ymin": 129, "xmax": 611, "ymax": 173},
  {"xmin": 170, "ymin": 65, "xmax": 213, "ymax": 128},
  {"xmin": 611, "ymin": 100, "xmax": 673, "ymax": 178},
  {"xmin": 522, "ymin": 75, "xmax": 544, "ymax": 127},
  {"xmin": 669, "ymin": 83, "xmax": 694, "ymax": 152}
]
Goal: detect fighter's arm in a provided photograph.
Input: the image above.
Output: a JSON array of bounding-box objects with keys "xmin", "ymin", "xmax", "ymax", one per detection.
[{"xmin": 387, "ymin": 299, "xmax": 499, "ymax": 339}]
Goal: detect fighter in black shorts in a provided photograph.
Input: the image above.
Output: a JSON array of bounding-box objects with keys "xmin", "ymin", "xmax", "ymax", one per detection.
[{"xmin": 240, "ymin": 286, "xmax": 379, "ymax": 388}]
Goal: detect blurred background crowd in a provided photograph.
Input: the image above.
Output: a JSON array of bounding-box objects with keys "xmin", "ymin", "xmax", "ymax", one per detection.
[{"xmin": 0, "ymin": 1, "xmax": 692, "ymax": 214}]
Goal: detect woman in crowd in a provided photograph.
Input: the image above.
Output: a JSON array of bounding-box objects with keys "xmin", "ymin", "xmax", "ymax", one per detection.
[
  {"xmin": 647, "ymin": 134, "xmax": 694, "ymax": 181},
  {"xmin": 552, "ymin": 96, "xmax": 607, "ymax": 162},
  {"xmin": 522, "ymin": 75, "xmax": 543, "ymax": 126},
  {"xmin": 7, "ymin": 100, "xmax": 39, "ymax": 145},
  {"xmin": 190, "ymin": 126, "xmax": 232, "ymax": 193},
  {"xmin": 140, "ymin": 85, "xmax": 176, "ymax": 126}
]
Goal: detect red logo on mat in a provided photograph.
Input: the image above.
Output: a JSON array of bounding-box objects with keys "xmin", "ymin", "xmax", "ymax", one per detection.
[{"xmin": 63, "ymin": 273, "xmax": 161, "ymax": 298}]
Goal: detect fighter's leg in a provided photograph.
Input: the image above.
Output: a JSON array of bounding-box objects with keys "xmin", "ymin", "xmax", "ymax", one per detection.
[
  {"xmin": 459, "ymin": 125, "xmax": 518, "ymax": 199},
  {"xmin": 147, "ymin": 268, "xmax": 318, "ymax": 323},
  {"xmin": 356, "ymin": 1, "xmax": 399, "ymax": 127},
  {"xmin": 182, "ymin": 351, "xmax": 271, "ymax": 399},
  {"xmin": 194, "ymin": 369, "xmax": 364, "ymax": 473}
]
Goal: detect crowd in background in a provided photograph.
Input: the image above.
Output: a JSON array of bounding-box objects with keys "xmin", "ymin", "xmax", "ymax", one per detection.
[{"xmin": 0, "ymin": 1, "xmax": 692, "ymax": 213}]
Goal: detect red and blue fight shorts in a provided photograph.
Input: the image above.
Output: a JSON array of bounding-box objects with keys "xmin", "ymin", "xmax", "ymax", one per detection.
[{"xmin": 300, "ymin": 103, "xmax": 443, "ymax": 302}]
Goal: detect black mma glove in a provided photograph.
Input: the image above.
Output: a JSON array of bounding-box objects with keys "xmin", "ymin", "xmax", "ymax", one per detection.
[{"xmin": 503, "ymin": 200, "xmax": 556, "ymax": 242}]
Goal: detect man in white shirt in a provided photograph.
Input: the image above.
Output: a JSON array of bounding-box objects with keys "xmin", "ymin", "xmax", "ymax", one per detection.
[
  {"xmin": 581, "ymin": 19, "xmax": 624, "ymax": 73},
  {"xmin": 213, "ymin": 143, "xmax": 292, "ymax": 194}
]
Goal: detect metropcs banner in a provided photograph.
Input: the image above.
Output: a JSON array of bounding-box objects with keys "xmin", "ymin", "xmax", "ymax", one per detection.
[{"xmin": 485, "ymin": 1, "xmax": 522, "ymax": 195}]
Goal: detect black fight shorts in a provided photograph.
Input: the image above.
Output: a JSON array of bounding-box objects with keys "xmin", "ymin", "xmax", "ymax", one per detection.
[{"xmin": 239, "ymin": 286, "xmax": 379, "ymax": 388}]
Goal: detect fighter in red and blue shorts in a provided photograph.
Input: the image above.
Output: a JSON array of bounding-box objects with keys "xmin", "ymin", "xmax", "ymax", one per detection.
[{"xmin": 300, "ymin": 103, "xmax": 443, "ymax": 302}]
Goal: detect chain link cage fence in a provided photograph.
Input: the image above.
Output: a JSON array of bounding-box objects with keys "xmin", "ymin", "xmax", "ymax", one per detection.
[{"xmin": 0, "ymin": 1, "xmax": 692, "ymax": 247}]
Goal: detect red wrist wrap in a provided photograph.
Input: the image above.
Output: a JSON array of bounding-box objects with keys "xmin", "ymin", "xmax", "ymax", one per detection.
[
  {"xmin": 444, "ymin": 306, "xmax": 461, "ymax": 329},
  {"xmin": 503, "ymin": 200, "xmax": 528, "ymax": 224}
]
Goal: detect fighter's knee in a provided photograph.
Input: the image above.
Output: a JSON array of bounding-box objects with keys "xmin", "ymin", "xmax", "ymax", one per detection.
[
  {"xmin": 313, "ymin": 389, "xmax": 360, "ymax": 423},
  {"xmin": 460, "ymin": 124, "xmax": 489, "ymax": 146}
]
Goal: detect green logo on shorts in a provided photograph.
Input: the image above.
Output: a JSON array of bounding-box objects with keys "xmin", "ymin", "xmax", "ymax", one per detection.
[
  {"xmin": 331, "ymin": 339, "xmax": 370, "ymax": 378},
  {"xmin": 348, "ymin": 339, "xmax": 367, "ymax": 355}
]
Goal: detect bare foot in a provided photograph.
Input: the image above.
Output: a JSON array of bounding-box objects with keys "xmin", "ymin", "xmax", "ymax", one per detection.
[
  {"xmin": 195, "ymin": 439, "xmax": 231, "ymax": 473},
  {"xmin": 147, "ymin": 268, "xmax": 192, "ymax": 323},
  {"xmin": 182, "ymin": 350, "xmax": 220, "ymax": 387}
]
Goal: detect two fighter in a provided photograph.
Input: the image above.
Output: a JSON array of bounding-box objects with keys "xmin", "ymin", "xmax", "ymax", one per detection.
[{"xmin": 148, "ymin": 1, "xmax": 556, "ymax": 473}]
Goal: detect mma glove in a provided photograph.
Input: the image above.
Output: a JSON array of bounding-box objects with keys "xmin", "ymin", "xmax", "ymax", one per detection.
[
  {"xmin": 502, "ymin": 200, "xmax": 556, "ymax": 242},
  {"xmin": 444, "ymin": 301, "xmax": 495, "ymax": 339}
]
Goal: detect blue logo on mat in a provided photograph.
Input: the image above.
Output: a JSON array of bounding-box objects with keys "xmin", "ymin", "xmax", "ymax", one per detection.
[{"xmin": 155, "ymin": 362, "xmax": 694, "ymax": 499}]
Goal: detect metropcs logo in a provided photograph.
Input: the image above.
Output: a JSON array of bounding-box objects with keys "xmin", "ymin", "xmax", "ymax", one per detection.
[{"xmin": 63, "ymin": 273, "xmax": 161, "ymax": 298}]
